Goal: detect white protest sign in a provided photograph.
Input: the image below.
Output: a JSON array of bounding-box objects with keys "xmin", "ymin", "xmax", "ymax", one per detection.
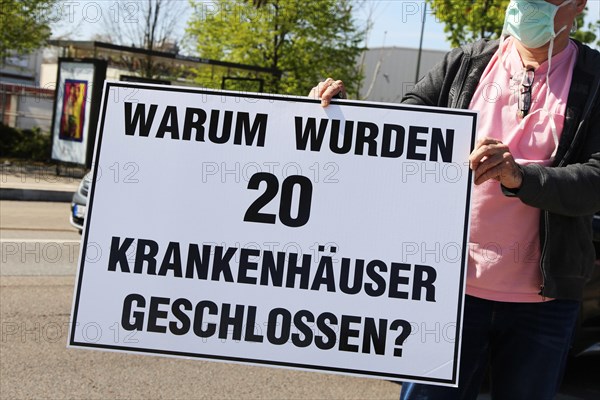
[{"xmin": 69, "ymin": 82, "xmax": 477, "ymax": 387}]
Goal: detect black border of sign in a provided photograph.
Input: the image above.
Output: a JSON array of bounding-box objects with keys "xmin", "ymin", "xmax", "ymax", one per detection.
[{"xmin": 70, "ymin": 81, "xmax": 477, "ymax": 386}]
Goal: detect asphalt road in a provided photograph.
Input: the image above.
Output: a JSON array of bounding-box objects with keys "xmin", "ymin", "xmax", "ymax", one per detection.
[
  {"xmin": 1, "ymin": 200, "xmax": 598, "ymax": 399},
  {"xmin": 0, "ymin": 200, "xmax": 400, "ymax": 399}
]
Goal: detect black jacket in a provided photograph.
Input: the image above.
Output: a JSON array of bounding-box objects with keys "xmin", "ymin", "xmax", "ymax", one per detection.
[{"xmin": 402, "ymin": 39, "xmax": 600, "ymax": 300}]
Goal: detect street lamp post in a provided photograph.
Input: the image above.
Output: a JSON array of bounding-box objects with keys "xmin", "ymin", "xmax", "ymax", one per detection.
[{"xmin": 415, "ymin": 2, "xmax": 427, "ymax": 84}]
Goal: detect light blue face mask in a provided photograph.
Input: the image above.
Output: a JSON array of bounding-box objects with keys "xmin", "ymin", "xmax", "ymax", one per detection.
[{"xmin": 503, "ymin": 0, "xmax": 572, "ymax": 49}]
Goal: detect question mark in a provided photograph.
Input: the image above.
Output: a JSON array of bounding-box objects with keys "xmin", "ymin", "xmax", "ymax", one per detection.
[{"xmin": 390, "ymin": 319, "xmax": 412, "ymax": 357}]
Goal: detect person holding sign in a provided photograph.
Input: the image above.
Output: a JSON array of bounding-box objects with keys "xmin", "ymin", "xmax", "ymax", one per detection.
[{"xmin": 312, "ymin": 0, "xmax": 599, "ymax": 399}]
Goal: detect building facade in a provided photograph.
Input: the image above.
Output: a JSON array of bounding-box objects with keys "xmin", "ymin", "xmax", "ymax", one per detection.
[
  {"xmin": 356, "ymin": 46, "xmax": 446, "ymax": 103},
  {"xmin": 1, "ymin": 44, "xmax": 448, "ymax": 133}
]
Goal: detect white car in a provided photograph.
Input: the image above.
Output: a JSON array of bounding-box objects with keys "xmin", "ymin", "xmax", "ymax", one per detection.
[{"xmin": 69, "ymin": 172, "xmax": 92, "ymax": 232}]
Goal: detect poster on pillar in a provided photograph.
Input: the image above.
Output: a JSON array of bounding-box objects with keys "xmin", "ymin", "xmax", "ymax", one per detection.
[
  {"xmin": 50, "ymin": 58, "xmax": 106, "ymax": 167},
  {"xmin": 69, "ymin": 81, "xmax": 477, "ymax": 387}
]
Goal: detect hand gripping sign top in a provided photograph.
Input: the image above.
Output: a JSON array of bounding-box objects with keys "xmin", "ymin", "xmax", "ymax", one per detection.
[{"xmin": 69, "ymin": 81, "xmax": 477, "ymax": 388}]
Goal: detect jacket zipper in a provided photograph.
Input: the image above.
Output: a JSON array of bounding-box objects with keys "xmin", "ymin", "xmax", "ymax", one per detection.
[{"xmin": 539, "ymin": 210, "xmax": 549, "ymax": 301}]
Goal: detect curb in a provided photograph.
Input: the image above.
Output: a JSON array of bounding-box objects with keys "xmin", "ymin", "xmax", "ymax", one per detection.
[{"xmin": 0, "ymin": 188, "xmax": 74, "ymax": 202}]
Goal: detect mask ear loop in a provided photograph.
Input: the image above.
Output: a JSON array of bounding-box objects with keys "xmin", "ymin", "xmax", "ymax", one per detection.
[
  {"xmin": 523, "ymin": 22, "xmax": 568, "ymax": 160},
  {"xmin": 519, "ymin": 37, "xmax": 559, "ymax": 160},
  {"xmin": 544, "ymin": 23, "xmax": 568, "ymax": 160},
  {"xmin": 545, "ymin": 0, "xmax": 573, "ymax": 158},
  {"xmin": 545, "ymin": 38, "xmax": 558, "ymax": 158}
]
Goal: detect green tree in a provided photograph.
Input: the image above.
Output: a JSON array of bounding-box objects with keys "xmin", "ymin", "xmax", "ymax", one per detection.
[
  {"xmin": 572, "ymin": 13, "xmax": 599, "ymax": 48},
  {"xmin": 427, "ymin": 0, "xmax": 599, "ymax": 48},
  {"xmin": 0, "ymin": 0, "xmax": 56, "ymax": 60},
  {"xmin": 426, "ymin": 0, "xmax": 509, "ymax": 47},
  {"xmin": 186, "ymin": 0, "xmax": 365, "ymax": 95}
]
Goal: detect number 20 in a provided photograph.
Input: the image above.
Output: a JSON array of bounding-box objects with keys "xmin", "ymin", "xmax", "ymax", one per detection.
[{"xmin": 244, "ymin": 173, "xmax": 313, "ymax": 227}]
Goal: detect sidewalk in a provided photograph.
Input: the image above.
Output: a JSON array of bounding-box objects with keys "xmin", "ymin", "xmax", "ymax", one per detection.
[{"xmin": 0, "ymin": 161, "xmax": 84, "ymax": 202}]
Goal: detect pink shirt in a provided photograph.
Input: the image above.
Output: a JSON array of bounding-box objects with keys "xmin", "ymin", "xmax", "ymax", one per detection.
[{"xmin": 467, "ymin": 38, "xmax": 578, "ymax": 302}]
